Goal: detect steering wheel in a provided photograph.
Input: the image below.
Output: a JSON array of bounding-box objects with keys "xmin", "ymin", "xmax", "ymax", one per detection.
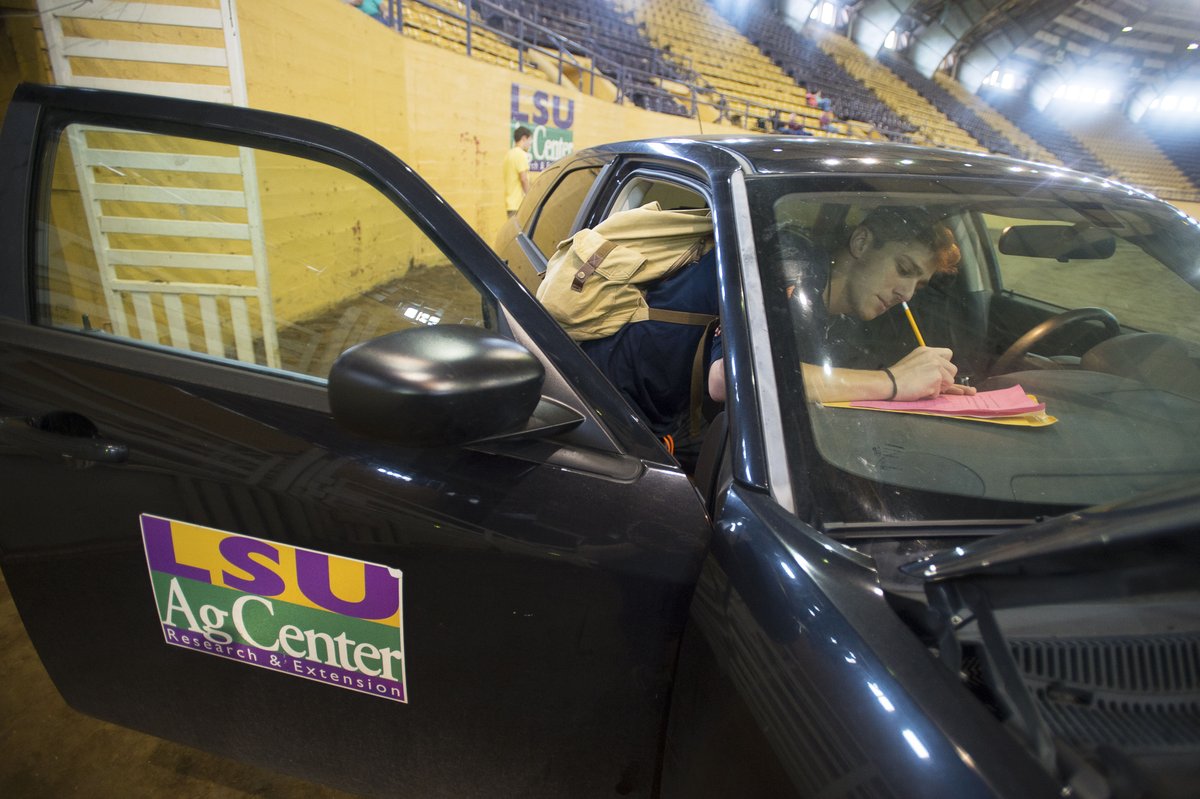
[{"xmin": 990, "ymin": 307, "xmax": 1121, "ymax": 376}]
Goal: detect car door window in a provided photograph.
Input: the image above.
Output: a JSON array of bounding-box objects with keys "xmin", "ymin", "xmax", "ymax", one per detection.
[
  {"xmin": 529, "ymin": 166, "xmax": 601, "ymax": 256},
  {"xmin": 38, "ymin": 123, "xmax": 494, "ymax": 381},
  {"xmin": 609, "ymin": 176, "xmax": 708, "ymax": 214}
]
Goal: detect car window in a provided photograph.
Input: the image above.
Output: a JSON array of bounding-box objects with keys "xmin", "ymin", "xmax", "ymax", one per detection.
[
  {"xmin": 515, "ymin": 162, "xmax": 561, "ymax": 230},
  {"xmin": 530, "ymin": 166, "xmax": 601, "ymax": 256},
  {"xmin": 37, "ymin": 124, "xmax": 494, "ymax": 381},
  {"xmin": 746, "ymin": 177, "xmax": 1200, "ymax": 522},
  {"xmin": 610, "ymin": 176, "xmax": 707, "ymax": 214}
]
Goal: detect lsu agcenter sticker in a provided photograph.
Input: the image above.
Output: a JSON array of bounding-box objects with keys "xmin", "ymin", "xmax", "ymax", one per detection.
[{"xmin": 140, "ymin": 514, "xmax": 407, "ymax": 702}]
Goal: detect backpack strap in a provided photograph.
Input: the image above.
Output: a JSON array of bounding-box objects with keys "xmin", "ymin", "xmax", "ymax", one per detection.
[
  {"xmin": 641, "ymin": 308, "xmax": 719, "ymax": 440},
  {"xmin": 688, "ymin": 318, "xmax": 720, "ymax": 438},
  {"xmin": 571, "ymin": 240, "xmax": 618, "ymax": 293},
  {"xmin": 645, "ymin": 308, "xmax": 716, "ymax": 326}
]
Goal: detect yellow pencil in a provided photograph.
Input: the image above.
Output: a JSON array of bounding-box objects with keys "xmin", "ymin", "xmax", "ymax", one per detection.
[{"xmin": 902, "ymin": 301, "xmax": 926, "ymax": 347}]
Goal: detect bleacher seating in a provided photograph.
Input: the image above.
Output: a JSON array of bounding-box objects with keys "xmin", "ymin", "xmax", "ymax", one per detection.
[
  {"xmin": 726, "ymin": 3, "xmax": 913, "ymax": 138},
  {"xmin": 1140, "ymin": 116, "xmax": 1200, "ymax": 192},
  {"xmin": 931, "ymin": 73, "xmax": 1060, "ymax": 164},
  {"xmin": 370, "ymin": 0, "xmax": 1197, "ymax": 203},
  {"xmin": 1047, "ymin": 107, "xmax": 1198, "ymax": 201},
  {"xmin": 611, "ymin": 0, "xmax": 851, "ymax": 135},
  {"xmin": 979, "ymin": 88, "xmax": 1109, "ymax": 175},
  {"xmin": 816, "ymin": 32, "xmax": 982, "ymax": 152},
  {"xmin": 486, "ymin": 0, "xmax": 693, "ymax": 115},
  {"xmin": 877, "ymin": 52, "xmax": 1019, "ymax": 157},
  {"xmin": 398, "ymin": 0, "xmax": 548, "ymax": 79}
]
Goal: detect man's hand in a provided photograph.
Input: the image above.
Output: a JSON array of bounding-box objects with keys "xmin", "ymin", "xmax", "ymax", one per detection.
[{"xmin": 889, "ymin": 347, "xmax": 976, "ymax": 400}]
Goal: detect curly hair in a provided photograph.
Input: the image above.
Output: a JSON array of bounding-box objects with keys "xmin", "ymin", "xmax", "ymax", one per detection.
[{"xmin": 856, "ymin": 206, "xmax": 961, "ymax": 274}]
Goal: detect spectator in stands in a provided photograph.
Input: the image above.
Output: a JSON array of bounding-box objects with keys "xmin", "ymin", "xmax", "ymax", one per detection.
[
  {"xmin": 783, "ymin": 113, "xmax": 810, "ymax": 135},
  {"xmin": 816, "ymin": 90, "xmax": 832, "ymax": 111},
  {"xmin": 715, "ymin": 96, "xmax": 730, "ymax": 123},
  {"xmin": 347, "ymin": 0, "xmax": 383, "ymax": 18},
  {"xmin": 503, "ymin": 126, "xmax": 533, "ymax": 218},
  {"xmin": 769, "ymin": 109, "xmax": 783, "ymax": 133},
  {"xmin": 820, "ymin": 109, "xmax": 834, "ymax": 133}
]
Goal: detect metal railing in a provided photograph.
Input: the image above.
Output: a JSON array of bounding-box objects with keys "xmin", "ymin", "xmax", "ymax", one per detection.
[
  {"xmin": 379, "ymin": 0, "xmax": 669, "ymax": 107},
  {"xmin": 367, "ymin": 0, "xmax": 897, "ymax": 136},
  {"xmin": 353, "ymin": 2, "xmax": 1200, "ymax": 193}
]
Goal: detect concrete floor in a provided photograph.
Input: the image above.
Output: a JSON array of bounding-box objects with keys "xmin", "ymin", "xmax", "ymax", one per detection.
[{"xmin": 0, "ymin": 571, "xmax": 359, "ymax": 798}]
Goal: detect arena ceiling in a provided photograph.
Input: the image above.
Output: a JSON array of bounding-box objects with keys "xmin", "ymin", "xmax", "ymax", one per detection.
[{"xmin": 848, "ymin": 0, "xmax": 1200, "ymax": 93}]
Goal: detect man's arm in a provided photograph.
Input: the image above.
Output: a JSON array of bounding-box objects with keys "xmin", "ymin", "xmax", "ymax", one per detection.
[
  {"xmin": 707, "ymin": 347, "xmax": 975, "ymax": 406},
  {"xmin": 520, "ymin": 169, "xmax": 530, "ymax": 193},
  {"xmin": 708, "ymin": 358, "xmax": 726, "ymax": 402},
  {"xmin": 804, "ymin": 347, "xmax": 973, "ymax": 402}
]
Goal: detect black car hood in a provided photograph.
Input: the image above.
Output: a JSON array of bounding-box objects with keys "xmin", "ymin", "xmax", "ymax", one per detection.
[{"xmin": 901, "ymin": 478, "xmax": 1200, "ymax": 586}]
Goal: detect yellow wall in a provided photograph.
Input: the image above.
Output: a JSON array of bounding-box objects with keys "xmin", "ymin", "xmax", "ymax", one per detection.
[
  {"xmin": 1172, "ymin": 200, "xmax": 1200, "ymax": 222},
  {"xmin": 8, "ymin": 1, "xmax": 1200, "ymax": 334},
  {"xmin": 236, "ymin": 0, "xmax": 738, "ymax": 244},
  {"xmin": 1, "ymin": 0, "xmax": 748, "ymax": 333},
  {"xmin": 233, "ymin": 0, "xmax": 740, "ymax": 321},
  {"xmin": 1, "ymin": 0, "xmax": 740, "ymax": 241}
]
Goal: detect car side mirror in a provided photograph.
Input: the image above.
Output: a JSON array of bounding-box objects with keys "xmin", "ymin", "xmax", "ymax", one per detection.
[{"xmin": 329, "ymin": 325, "xmax": 569, "ymax": 447}]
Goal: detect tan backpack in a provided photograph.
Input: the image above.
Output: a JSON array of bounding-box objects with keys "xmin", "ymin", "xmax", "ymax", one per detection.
[{"xmin": 536, "ymin": 201, "xmax": 714, "ymax": 340}]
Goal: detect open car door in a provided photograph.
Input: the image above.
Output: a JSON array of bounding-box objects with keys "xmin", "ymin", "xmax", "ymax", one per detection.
[{"xmin": 0, "ymin": 85, "xmax": 711, "ymax": 797}]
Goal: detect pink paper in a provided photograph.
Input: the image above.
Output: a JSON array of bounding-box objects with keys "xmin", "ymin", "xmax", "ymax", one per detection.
[{"xmin": 849, "ymin": 384, "xmax": 1045, "ymax": 417}]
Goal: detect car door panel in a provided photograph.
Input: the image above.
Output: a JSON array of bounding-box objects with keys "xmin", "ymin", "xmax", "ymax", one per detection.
[{"xmin": 0, "ymin": 86, "xmax": 710, "ymax": 797}]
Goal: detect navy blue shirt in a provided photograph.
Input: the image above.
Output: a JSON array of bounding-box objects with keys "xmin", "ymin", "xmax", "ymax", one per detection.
[
  {"xmin": 780, "ymin": 232, "xmax": 874, "ymax": 368},
  {"xmin": 580, "ymin": 250, "xmax": 722, "ymax": 436}
]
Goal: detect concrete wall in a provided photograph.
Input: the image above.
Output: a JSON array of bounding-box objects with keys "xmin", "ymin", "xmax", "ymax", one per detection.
[
  {"xmin": 1172, "ymin": 200, "xmax": 1200, "ymax": 222},
  {"xmin": 0, "ymin": 0, "xmax": 742, "ymax": 333},
  {"xmin": 0, "ymin": 0, "xmax": 741, "ymax": 329},
  {"xmin": 0, "ymin": 1, "xmax": 735, "ymax": 243},
  {"xmin": 236, "ymin": 0, "xmax": 734, "ymax": 244}
]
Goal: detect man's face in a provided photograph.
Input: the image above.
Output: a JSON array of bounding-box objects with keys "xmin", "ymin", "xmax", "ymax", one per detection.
[
  {"xmin": 518, "ymin": 135, "xmax": 532, "ymax": 152},
  {"xmin": 843, "ymin": 228, "xmax": 939, "ymax": 321}
]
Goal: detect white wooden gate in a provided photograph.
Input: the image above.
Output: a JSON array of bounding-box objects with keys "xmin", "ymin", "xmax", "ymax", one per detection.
[{"xmin": 38, "ymin": 0, "xmax": 279, "ymax": 367}]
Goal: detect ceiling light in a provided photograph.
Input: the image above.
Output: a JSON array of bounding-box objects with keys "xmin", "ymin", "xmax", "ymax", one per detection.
[
  {"xmin": 1189, "ymin": 43, "xmax": 1199, "ymax": 50},
  {"xmin": 1121, "ymin": 26, "xmax": 1133, "ymax": 33}
]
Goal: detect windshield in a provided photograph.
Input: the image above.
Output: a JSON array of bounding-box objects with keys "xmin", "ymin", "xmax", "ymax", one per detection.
[{"xmin": 747, "ymin": 174, "xmax": 1200, "ymax": 525}]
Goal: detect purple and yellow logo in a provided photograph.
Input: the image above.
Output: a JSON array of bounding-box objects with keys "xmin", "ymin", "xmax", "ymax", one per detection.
[{"xmin": 141, "ymin": 515, "xmax": 406, "ymax": 702}]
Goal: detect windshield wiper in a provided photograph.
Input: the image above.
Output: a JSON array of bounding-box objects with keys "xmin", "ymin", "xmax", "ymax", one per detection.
[{"xmin": 900, "ymin": 478, "xmax": 1200, "ymax": 582}]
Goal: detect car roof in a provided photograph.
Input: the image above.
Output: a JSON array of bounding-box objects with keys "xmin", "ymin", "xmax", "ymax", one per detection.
[{"xmin": 579, "ymin": 135, "xmax": 1154, "ymax": 197}]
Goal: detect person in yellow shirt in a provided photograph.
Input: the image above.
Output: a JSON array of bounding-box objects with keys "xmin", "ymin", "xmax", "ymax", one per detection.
[{"xmin": 504, "ymin": 126, "xmax": 533, "ymax": 217}]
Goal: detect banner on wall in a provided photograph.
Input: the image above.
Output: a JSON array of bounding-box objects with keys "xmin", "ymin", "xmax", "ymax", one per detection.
[{"xmin": 510, "ymin": 83, "xmax": 575, "ymax": 172}]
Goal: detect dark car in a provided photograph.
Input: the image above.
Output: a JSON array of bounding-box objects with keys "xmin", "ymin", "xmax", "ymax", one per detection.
[{"xmin": 2, "ymin": 84, "xmax": 1199, "ymax": 798}]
